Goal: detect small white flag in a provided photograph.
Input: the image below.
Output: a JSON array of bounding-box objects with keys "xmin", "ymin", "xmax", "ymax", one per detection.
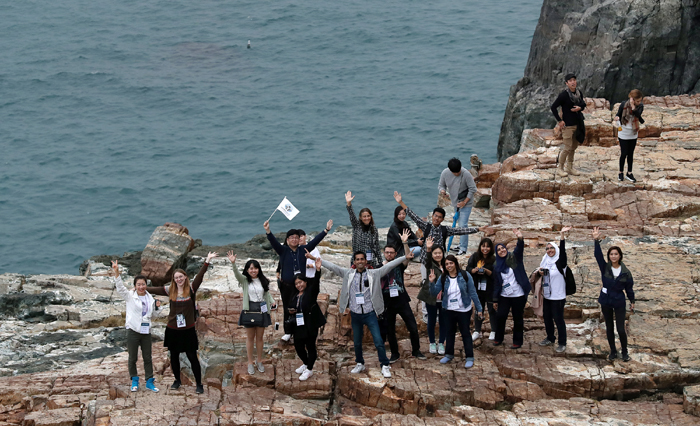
[{"xmin": 276, "ymin": 197, "xmax": 300, "ymax": 220}]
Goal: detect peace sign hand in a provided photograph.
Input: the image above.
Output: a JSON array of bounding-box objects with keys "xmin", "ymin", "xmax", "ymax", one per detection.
[{"xmin": 111, "ymin": 260, "xmax": 120, "ymax": 277}]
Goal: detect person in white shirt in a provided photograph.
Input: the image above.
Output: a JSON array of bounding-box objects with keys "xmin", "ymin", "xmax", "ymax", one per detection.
[{"xmin": 614, "ymin": 89, "xmax": 645, "ymax": 183}]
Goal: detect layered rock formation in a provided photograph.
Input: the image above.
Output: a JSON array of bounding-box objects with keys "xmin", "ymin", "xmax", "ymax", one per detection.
[
  {"xmin": 140, "ymin": 222, "xmax": 195, "ymax": 285},
  {"xmin": 497, "ymin": 0, "xmax": 700, "ymax": 160}
]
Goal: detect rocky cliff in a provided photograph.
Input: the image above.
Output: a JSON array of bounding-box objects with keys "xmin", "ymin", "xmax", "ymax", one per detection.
[{"xmin": 497, "ymin": 0, "xmax": 700, "ymax": 160}]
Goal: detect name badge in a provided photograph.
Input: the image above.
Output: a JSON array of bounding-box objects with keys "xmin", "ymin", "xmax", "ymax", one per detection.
[
  {"xmin": 296, "ymin": 313, "xmax": 305, "ymax": 326},
  {"xmin": 448, "ymin": 298, "xmax": 459, "ymax": 310},
  {"xmin": 602, "ymin": 287, "xmax": 608, "ymax": 294},
  {"xmin": 260, "ymin": 301, "xmax": 268, "ymax": 313},
  {"xmin": 365, "ymin": 250, "xmax": 373, "ymax": 261},
  {"xmin": 478, "ymin": 280, "xmax": 486, "ymax": 292},
  {"xmin": 355, "ymin": 292, "xmax": 365, "ymax": 304},
  {"xmin": 502, "ymin": 283, "xmax": 514, "ymax": 296},
  {"xmin": 389, "ymin": 285, "xmax": 399, "ymax": 298},
  {"xmin": 294, "ymin": 270, "xmax": 301, "ymax": 275},
  {"xmin": 140, "ymin": 322, "xmax": 150, "ymax": 334},
  {"xmin": 176, "ymin": 314, "xmax": 186, "ymax": 328}
]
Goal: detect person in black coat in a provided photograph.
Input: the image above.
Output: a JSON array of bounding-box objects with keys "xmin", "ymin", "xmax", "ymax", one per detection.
[
  {"xmin": 387, "ymin": 206, "xmax": 422, "ymax": 258},
  {"xmin": 465, "ymin": 237, "xmax": 496, "ymax": 341},
  {"xmin": 289, "ymin": 256, "xmax": 327, "ymax": 380}
]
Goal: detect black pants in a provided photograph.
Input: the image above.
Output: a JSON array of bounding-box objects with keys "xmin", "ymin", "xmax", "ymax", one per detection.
[
  {"xmin": 127, "ymin": 329, "xmax": 153, "ymax": 379},
  {"xmin": 619, "ymin": 138, "xmax": 637, "ymax": 172},
  {"xmin": 601, "ymin": 305, "xmax": 627, "ymax": 355},
  {"xmin": 495, "ymin": 295, "xmax": 527, "ymax": 346},
  {"xmin": 170, "ymin": 350, "xmax": 202, "ymax": 385},
  {"xmin": 543, "ymin": 298, "xmax": 567, "ymax": 345},
  {"xmin": 294, "ymin": 327, "xmax": 319, "ymax": 370},
  {"xmin": 279, "ymin": 279, "xmax": 296, "ymax": 334},
  {"xmin": 444, "ymin": 309, "xmax": 474, "ymax": 358},
  {"xmin": 474, "ymin": 291, "xmax": 497, "ymax": 333},
  {"xmin": 384, "ymin": 302, "xmax": 420, "ymax": 356}
]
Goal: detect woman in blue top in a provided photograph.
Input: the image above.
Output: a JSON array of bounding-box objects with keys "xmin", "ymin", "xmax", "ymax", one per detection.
[
  {"xmin": 429, "ymin": 254, "xmax": 482, "ymax": 368},
  {"xmin": 492, "ymin": 229, "xmax": 532, "ymax": 349},
  {"xmin": 593, "ymin": 227, "xmax": 635, "ymax": 362}
]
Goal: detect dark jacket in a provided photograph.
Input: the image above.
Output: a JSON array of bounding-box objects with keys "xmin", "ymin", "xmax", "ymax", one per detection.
[
  {"xmin": 380, "ymin": 262, "xmax": 410, "ymax": 308},
  {"xmin": 290, "ymin": 270, "xmax": 326, "ymax": 338},
  {"xmin": 466, "ymin": 252, "xmax": 495, "ymax": 303},
  {"xmin": 595, "ymin": 241, "xmax": 634, "ymax": 309},
  {"xmin": 386, "ymin": 222, "xmax": 419, "ymax": 257},
  {"xmin": 551, "ymin": 88, "xmax": 587, "ymax": 126},
  {"xmin": 548, "ymin": 239, "xmax": 577, "ymax": 296},
  {"xmin": 418, "ymin": 256, "xmax": 442, "ymax": 306},
  {"xmin": 492, "ymin": 238, "xmax": 532, "ymax": 301},
  {"xmin": 267, "ymin": 230, "xmax": 327, "ymax": 283}
]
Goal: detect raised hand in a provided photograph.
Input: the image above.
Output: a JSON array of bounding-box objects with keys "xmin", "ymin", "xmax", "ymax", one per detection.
[
  {"xmin": 315, "ymin": 256, "xmax": 322, "ymax": 270},
  {"xmin": 406, "ymin": 249, "xmax": 414, "ymax": 260},
  {"xmin": 425, "ymin": 236, "xmax": 434, "ymax": 250},
  {"xmin": 206, "ymin": 252, "xmax": 218, "ymax": 263},
  {"xmin": 111, "ymin": 260, "xmax": 119, "ymax": 277},
  {"xmin": 429, "ymin": 269, "xmax": 436, "ymax": 283},
  {"xmin": 393, "ymin": 191, "xmax": 402, "ymax": 204},
  {"xmin": 345, "ymin": 191, "xmax": 355, "ymax": 206},
  {"xmin": 326, "ymin": 219, "xmax": 333, "ymax": 232},
  {"xmin": 561, "ymin": 226, "xmax": 572, "ymax": 234},
  {"xmin": 513, "ymin": 228, "xmax": 523, "ymax": 238},
  {"xmin": 263, "ymin": 220, "xmax": 271, "ymax": 234},
  {"xmin": 400, "ymin": 228, "xmax": 411, "ymax": 243},
  {"xmin": 592, "ymin": 226, "xmax": 601, "ymax": 241},
  {"xmin": 304, "ymin": 248, "xmax": 315, "ymax": 260},
  {"xmin": 226, "ymin": 250, "xmax": 237, "ymax": 263}
]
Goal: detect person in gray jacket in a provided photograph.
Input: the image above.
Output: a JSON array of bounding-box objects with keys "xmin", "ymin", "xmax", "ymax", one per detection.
[
  {"xmin": 438, "ymin": 158, "xmax": 478, "ymax": 255},
  {"xmin": 322, "ymin": 250, "xmax": 412, "ymax": 378}
]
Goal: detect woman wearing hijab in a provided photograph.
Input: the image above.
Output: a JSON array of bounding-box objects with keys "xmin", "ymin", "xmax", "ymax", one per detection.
[
  {"xmin": 536, "ymin": 226, "xmax": 572, "ymax": 353},
  {"xmin": 386, "ymin": 206, "xmax": 422, "ymax": 258},
  {"xmin": 614, "ymin": 89, "xmax": 644, "ymax": 183},
  {"xmin": 346, "ymin": 190, "xmax": 383, "ymax": 268},
  {"xmin": 492, "ymin": 229, "xmax": 532, "ymax": 349},
  {"xmin": 592, "ymin": 227, "xmax": 635, "ymax": 362}
]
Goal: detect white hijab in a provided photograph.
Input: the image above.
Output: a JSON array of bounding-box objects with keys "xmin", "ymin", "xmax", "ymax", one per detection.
[{"xmin": 540, "ymin": 241, "xmax": 560, "ymax": 270}]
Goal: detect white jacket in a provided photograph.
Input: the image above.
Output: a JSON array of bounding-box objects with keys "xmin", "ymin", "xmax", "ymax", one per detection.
[{"xmin": 115, "ymin": 276, "xmax": 157, "ymax": 334}]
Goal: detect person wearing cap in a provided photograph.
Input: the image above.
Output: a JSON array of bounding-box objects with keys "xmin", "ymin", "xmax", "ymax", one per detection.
[
  {"xmin": 264, "ymin": 219, "xmax": 333, "ymax": 342},
  {"xmin": 551, "ymin": 73, "xmax": 586, "ymax": 177}
]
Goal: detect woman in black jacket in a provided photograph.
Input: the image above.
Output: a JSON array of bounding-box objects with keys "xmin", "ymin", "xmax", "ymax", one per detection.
[
  {"xmin": 466, "ymin": 237, "xmax": 496, "ymax": 341},
  {"xmin": 289, "ymin": 256, "xmax": 326, "ymax": 380},
  {"xmin": 387, "ymin": 206, "xmax": 422, "ymax": 257}
]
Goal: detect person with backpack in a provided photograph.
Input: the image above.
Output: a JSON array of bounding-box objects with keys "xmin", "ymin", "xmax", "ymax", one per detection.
[
  {"xmin": 146, "ymin": 252, "xmax": 217, "ymax": 394},
  {"xmin": 429, "ymin": 254, "xmax": 482, "ymax": 368},
  {"xmin": 551, "ymin": 73, "xmax": 586, "ymax": 177},
  {"xmin": 592, "ymin": 227, "xmax": 635, "ymax": 362},
  {"xmin": 465, "ymin": 237, "xmax": 497, "ymax": 341},
  {"xmin": 536, "ymin": 226, "xmax": 575, "ymax": 353}
]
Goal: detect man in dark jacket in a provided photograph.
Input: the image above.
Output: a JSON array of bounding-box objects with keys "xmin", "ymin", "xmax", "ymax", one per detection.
[{"xmin": 551, "ymin": 73, "xmax": 586, "ymax": 177}]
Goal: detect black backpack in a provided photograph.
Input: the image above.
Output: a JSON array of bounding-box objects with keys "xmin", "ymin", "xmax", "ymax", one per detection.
[{"xmin": 557, "ymin": 265, "xmax": 577, "ymax": 295}]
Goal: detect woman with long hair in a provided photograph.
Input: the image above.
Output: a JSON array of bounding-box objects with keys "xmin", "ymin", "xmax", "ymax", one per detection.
[
  {"xmin": 290, "ymin": 255, "xmax": 326, "ymax": 380},
  {"xmin": 417, "ymin": 237, "xmax": 447, "ymax": 355},
  {"xmin": 346, "ymin": 190, "xmax": 383, "ymax": 268},
  {"xmin": 614, "ymin": 89, "xmax": 645, "ymax": 183},
  {"xmin": 227, "ymin": 251, "xmax": 276, "ymax": 375},
  {"xmin": 386, "ymin": 206, "xmax": 422, "ymax": 257},
  {"xmin": 466, "ymin": 237, "xmax": 497, "ymax": 340},
  {"xmin": 147, "ymin": 252, "xmax": 217, "ymax": 393}
]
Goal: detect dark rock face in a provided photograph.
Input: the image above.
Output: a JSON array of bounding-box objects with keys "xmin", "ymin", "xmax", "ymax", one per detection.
[{"xmin": 498, "ymin": 0, "xmax": 700, "ymax": 160}]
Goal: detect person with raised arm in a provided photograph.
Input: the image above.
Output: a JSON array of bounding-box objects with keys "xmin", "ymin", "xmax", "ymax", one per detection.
[
  {"xmin": 146, "ymin": 252, "xmax": 217, "ymax": 394},
  {"xmin": 438, "ymin": 157, "xmax": 478, "ymax": 255},
  {"xmin": 592, "ymin": 227, "xmax": 635, "ymax": 362},
  {"xmin": 418, "ymin": 236, "xmax": 447, "ymax": 355},
  {"xmin": 264, "ymin": 219, "xmax": 332, "ymax": 342},
  {"xmin": 289, "ymin": 254, "xmax": 326, "ymax": 381},
  {"xmin": 111, "ymin": 260, "xmax": 161, "ymax": 393},
  {"xmin": 429, "ymin": 254, "xmax": 482, "ymax": 368},
  {"xmin": 346, "ymin": 191, "xmax": 383, "ymax": 268},
  {"xmin": 299, "ymin": 230, "xmax": 321, "ymax": 279},
  {"xmin": 227, "ymin": 251, "xmax": 276, "ymax": 375},
  {"xmin": 322, "ymin": 248, "xmax": 412, "ymax": 378},
  {"xmin": 536, "ymin": 226, "xmax": 575, "ymax": 353},
  {"xmin": 465, "ymin": 237, "xmax": 497, "ymax": 341},
  {"xmin": 492, "ymin": 229, "xmax": 532, "ymax": 349}
]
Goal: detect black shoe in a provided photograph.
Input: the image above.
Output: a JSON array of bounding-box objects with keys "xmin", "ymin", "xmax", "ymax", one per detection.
[
  {"xmin": 170, "ymin": 380, "xmax": 181, "ymax": 390},
  {"xmin": 608, "ymin": 352, "xmax": 618, "ymax": 361},
  {"xmin": 389, "ymin": 354, "xmax": 400, "ymax": 364},
  {"xmin": 625, "ymin": 173, "xmax": 636, "ymax": 183},
  {"xmin": 493, "ymin": 341, "xmax": 502, "ymax": 347},
  {"xmin": 196, "ymin": 384, "xmax": 204, "ymax": 394},
  {"xmin": 618, "ymin": 173, "xmax": 624, "ymax": 182},
  {"xmin": 412, "ymin": 351, "xmax": 427, "ymax": 360},
  {"xmin": 510, "ymin": 344, "xmax": 522, "ymax": 349},
  {"xmin": 621, "ymin": 353, "xmax": 631, "ymax": 362}
]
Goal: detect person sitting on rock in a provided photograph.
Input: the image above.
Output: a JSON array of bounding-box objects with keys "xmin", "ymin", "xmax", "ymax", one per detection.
[
  {"xmin": 345, "ymin": 190, "xmax": 383, "ymax": 269},
  {"xmin": 289, "ymin": 254, "xmax": 325, "ymax": 381},
  {"xmin": 492, "ymin": 229, "xmax": 531, "ymax": 349},
  {"xmin": 614, "ymin": 89, "xmax": 645, "ymax": 183},
  {"xmin": 111, "ymin": 260, "xmax": 161, "ymax": 393},
  {"xmin": 227, "ymin": 252, "xmax": 277, "ymax": 375},
  {"xmin": 429, "ymin": 254, "xmax": 483, "ymax": 368},
  {"xmin": 536, "ymin": 226, "xmax": 574, "ymax": 354},
  {"xmin": 592, "ymin": 227, "xmax": 635, "ymax": 362},
  {"xmin": 465, "ymin": 237, "xmax": 497, "ymax": 341},
  {"xmin": 438, "ymin": 157, "xmax": 478, "ymax": 255},
  {"xmin": 322, "ymin": 250, "xmax": 412, "ymax": 378},
  {"xmin": 264, "ymin": 219, "xmax": 332, "ymax": 343},
  {"xmin": 381, "ymin": 229, "xmax": 426, "ymax": 364},
  {"xmin": 420, "ymin": 237, "xmax": 448, "ymax": 355},
  {"xmin": 551, "ymin": 73, "xmax": 586, "ymax": 177},
  {"xmin": 147, "ymin": 252, "xmax": 217, "ymax": 394},
  {"xmin": 387, "ymin": 206, "xmax": 422, "ymax": 258}
]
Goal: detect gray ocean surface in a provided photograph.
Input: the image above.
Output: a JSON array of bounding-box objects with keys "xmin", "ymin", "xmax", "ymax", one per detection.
[{"xmin": 0, "ymin": 0, "xmax": 541, "ymax": 274}]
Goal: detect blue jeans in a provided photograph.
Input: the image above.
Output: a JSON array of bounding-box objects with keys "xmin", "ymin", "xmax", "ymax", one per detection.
[
  {"xmin": 351, "ymin": 311, "xmax": 389, "ymax": 366},
  {"xmin": 458, "ymin": 206, "xmax": 473, "ymax": 252}
]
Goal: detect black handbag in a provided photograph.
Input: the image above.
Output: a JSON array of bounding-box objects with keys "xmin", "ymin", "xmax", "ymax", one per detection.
[{"xmin": 239, "ymin": 310, "xmax": 264, "ymax": 326}]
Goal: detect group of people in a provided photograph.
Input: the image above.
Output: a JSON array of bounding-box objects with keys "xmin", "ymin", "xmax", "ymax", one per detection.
[
  {"xmin": 113, "ymin": 157, "xmax": 635, "ymax": 391},
  {"xmin": 551, "ymin": 73, "xmax": 645, "ymax": 183}
]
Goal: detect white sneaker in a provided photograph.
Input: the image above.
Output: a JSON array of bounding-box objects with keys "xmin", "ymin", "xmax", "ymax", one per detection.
[
  {"xmin": 471, "ymin": 332, "xmax": 481, "ymax": 340},
  {"xmin": 281, "ymin": 334, "xmax": 292, "ymax": 342},
  {"xmin": 295, "ymin": 364, "xmax": 307, "ymax": 374},
  {"xmin": 438, "ymin": 343, "xmax": 445, "ymax": 355},
  {"xmin": 256, "ymin": 362, "xmax": 265, "ymax": 373},
  {"xmin": 299, "ymin": 369, "xmax": 313, "ymax": 381},
  {"xmin": 350, "ymin": 363, "xmax": 366, "ymax": 374},
  {"xmin": 489, "ymin": 332, "xmax": 496, "ymax": 340},
  {"xmin": 381, "ymin": 365, "xmax": 392, "ymax": 378},
  {"xmin": 429, "ymin": 343, "xmax": 437, "ymax": 354}
]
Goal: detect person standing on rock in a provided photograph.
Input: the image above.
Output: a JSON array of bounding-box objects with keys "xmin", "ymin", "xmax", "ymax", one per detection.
[
  {"xmin": 614, "ymin": 89, "xmax": 645, "ymax": 183},
  {"xmin": 429, "ymin": 254, "xmax": 483, "ymax": 368},
  {"xmin": 592, "ymin": 227, "xmax": 635, "ymax": 362},
  {"xmin": 536, "ymin": 226, "xmax": 575, "ymax": 353},
  {"xmin": 386, "ymin": 206, "xmax": 422, "ymax": 258},
  {"xmin": 438, "ymin": 157, "xmax": 478, "ymax": 255},
  {"xmin": 299, "ymin": 230, "xmax": 322, "ymax": 279},
  {"xmin": 111, "ymin": 260, "xmax": 161, "ymax": 393},
  {"xmin": 381, "ymin": 229, "xmax": 426, "ymax": 363},
  {"xmin": 289, "ymin": 254, "xmax": 326, "ymax": 381},
  {"xmin": 322, "ymin": 250, "xmax": 412, "ymax": 378},
  {"xmin": 551, "ymin": 73, "xmax": 586, "ymax": 177},
  {"xmin": 345, "ymin": 191, "xmax": 383, "ymax": 269},
  {"xmin": 419, "ymin": 237, "xmax": 448, "ymax": 355},
  {"xmin": 265, "ymin": 220, "xmax": 333, "ymax": 343},
  {"xmin": 147, "ymin": 252, "xmax": 217, "ymax": 394},
  {"xmin": 227, "ymin": 252, "xmax": 277, "ymax": 375},
  {"xmin": 465, "ymin": 237, "xmax": 497, "ymax": 341},
  {"xmin": 492, "ymin": 229, "xmax": 531, "ymax": 349}
]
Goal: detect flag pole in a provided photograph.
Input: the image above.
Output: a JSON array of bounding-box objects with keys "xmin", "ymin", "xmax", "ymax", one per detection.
[{"xmin": 267, "ymin": 209, "xmax": 277, "ymax": 222}]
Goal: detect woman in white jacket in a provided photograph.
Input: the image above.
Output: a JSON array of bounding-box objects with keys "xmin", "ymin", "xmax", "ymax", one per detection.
[{"xmin": 112, "ymin": 260, "xmax": 161, "ymax": 393}]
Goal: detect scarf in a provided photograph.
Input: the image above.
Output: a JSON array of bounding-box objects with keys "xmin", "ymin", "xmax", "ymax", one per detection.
[
  {"xmin": 621, "ymin": 100, "xmax": 640, "ymax": 132},
  {"xmin": 539, "ymin": 241, "xmax": 560, "ymax": 271},
  {"xmin": 567, "ymin": 88, "xmax": 582, "ymax": 106},
  {"xmin": 494, "ymin": 244, "xmax": 517, "ymax": 274}
]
